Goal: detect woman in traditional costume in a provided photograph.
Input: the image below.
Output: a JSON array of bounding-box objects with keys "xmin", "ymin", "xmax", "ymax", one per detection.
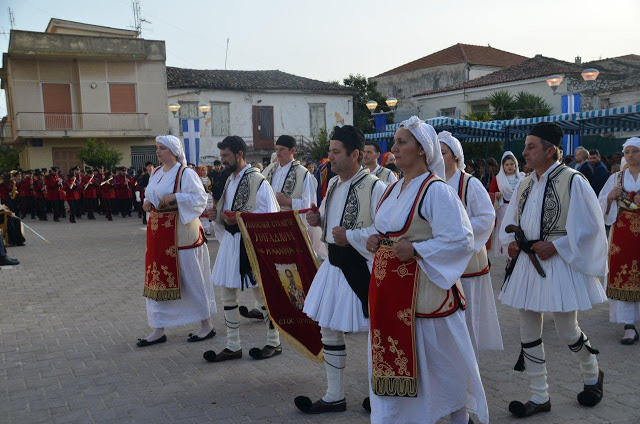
[
  {"xmin": 136, "ymin": 135, "xmax": 216, "ymax": 347},
  {"xmin": 489, "ymin": 152, "xmax": 525, "ymax": 257},
  {"xmin": 439, "ymin": 131, "xmax": 503, "ymax": 357},
  {"xmin": 599, "ymin": 137, "xmax": 640, "ymax": 345},
  {"xmin": 366, "ymin": 117, "xmax": 488, "ymax": 424}
]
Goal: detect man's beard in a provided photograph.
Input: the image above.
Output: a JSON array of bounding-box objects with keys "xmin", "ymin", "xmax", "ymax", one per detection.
[{"xmin": 226, "ymin": 162, "xmax": 238, "ymax": 173}]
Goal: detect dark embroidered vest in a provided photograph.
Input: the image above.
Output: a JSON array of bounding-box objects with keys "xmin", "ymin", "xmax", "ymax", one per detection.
[
  {"xmin": 515, "ymin": 164, "xmax": 582, "ymax": 242},
  {"xmin": 321, "ymin": 168, "xmax": 378, "ymax": 242},
  {"xmin": 262, "ymin": 161, "xmax": 308, "ymax": 211}
]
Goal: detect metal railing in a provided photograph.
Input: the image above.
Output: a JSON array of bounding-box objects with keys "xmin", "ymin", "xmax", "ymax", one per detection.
[{"xmin": 16, "ymin": 112, "xmax": 150, "ymax": 132}]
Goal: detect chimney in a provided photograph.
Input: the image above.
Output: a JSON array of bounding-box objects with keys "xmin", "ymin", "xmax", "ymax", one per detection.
[{"xmin": 575, "ymin": 56, "xmax": 582, "ymax": 65}]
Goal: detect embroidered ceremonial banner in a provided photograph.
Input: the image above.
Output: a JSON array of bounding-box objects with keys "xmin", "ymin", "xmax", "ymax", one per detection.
[
  {"xmin": 369, "ymin": 242, "xmax": 419, "ymax": 397},
  {"xmin": 143, "ymin": 210, "xmax": 181, "ymax": 300},
  {"xmin": 236, "ymin": 210, "xmax": 323, "ymax": 362},
  {"xmin": 607, "ymin": 209, "xmax": 640, "ymax": 302}
]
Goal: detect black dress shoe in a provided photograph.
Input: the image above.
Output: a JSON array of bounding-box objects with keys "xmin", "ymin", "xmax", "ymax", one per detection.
[
  {"xmin": 294, "ymin": 396, "xmax": 346, "ymax": 414},
  {"xmin": 239, "ymin": 306, "xmax": 264, "ymax": 319},
  {"xmin": 249, "ymin": 344, "xmax": 282, "ymax": 360},
  {"xmin": 508, "ymin": 399, "xmax": 551, "ymax": 417},
  {"xmin": 578, "ymin": 369, "xmax": 604, "ymax": 407},
  {"xmin": 187, "ymin": 329, "xmax": 216, "ymax": 342},
  {"xmin": 203, "ymin": 348, "xmax": 242, "ymax": 363},
  {"xmin": 136, "ymin": 335, "xmax": 167, "ymax": 347},
  {"xmin": 362, "ymin": 397, "xmax": 371, "ymax": 413},
  {"xmin": 621, "ymin": 325, "xmax": 639, "ymax": 345},
  {"xmin": 0, "ymin": 256, "xmax": 19, "ymax": 266}
]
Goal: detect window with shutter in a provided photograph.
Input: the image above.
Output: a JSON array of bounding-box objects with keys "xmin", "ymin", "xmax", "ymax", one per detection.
[
  {"xmin": 109, "ymin": 84, "xmax": 137, "ymax": 113},
  {"xmin": 309, "ymin": 104, "xmax": 326, "ymax": 139},
  {"xmin": 42, "ymin": 83, "xmax": 72, "ymax": 129},
  {"xmin": 210, "ymin": 103, "xmax": 230, "ymax": 136}
]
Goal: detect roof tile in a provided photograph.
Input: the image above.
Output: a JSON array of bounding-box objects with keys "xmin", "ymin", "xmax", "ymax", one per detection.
[{"xmin": 374, "ymin": 43, "xmax": 528, "ymax": 78}]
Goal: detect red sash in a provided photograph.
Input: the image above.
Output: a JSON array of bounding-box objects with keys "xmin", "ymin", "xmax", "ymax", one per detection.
[
  {"xmin": 143, "ymin": 165, "xmax": 184, "ymax": 301},
  {"xmin": 607, "ymin": 209, "xmax": 640, "ymax": 302},
  {"xmin": 369, "ymin": 242, "xmax": 419, "ymax": 397}
]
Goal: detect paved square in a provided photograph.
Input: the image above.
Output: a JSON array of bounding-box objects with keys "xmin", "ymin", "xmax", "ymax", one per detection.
[{"xmin": 1, "ymin": 217, "xmax": 639, "ymax": 423}]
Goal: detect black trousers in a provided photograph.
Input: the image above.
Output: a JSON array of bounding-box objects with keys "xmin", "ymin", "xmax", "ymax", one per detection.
[
  {"xmin": 67, "ymin": 200, "xmax": 76, "ymax": 222},
  {"xmin": 84, "ymin": 198, "xmax": 96, "ymax": 219},
  {"xmin": 37, "ymin": 198, "xmax": 47, "ymax": 220},
  {"xmin": 49, "ymin": 199, "xmax": 63, "ymax": 221}
]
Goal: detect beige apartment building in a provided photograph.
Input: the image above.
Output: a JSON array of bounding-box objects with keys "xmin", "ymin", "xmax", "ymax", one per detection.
[{"xmin": 0, "ymin": 19, "xmax": 168, "ymax": 172}]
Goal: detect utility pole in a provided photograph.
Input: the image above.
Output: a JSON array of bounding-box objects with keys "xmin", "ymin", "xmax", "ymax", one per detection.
[{"xmin": 224, "ymin": 37, "xmax": 229, "ymax": 70}]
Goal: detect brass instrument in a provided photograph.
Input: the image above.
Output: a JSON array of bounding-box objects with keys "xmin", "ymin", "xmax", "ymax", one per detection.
[
  {"xmin": 83, "ymin": 175, "xmax": 94, "ymax": 191},
  {"xmin": 10, "ymin": 180, "xmax": 18, "ymax": 200}
]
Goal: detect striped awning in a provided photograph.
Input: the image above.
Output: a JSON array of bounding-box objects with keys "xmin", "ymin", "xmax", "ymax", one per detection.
[
  {"xmin": 365, "ymin": 117, "xmax": 505, "ymax": 142},
  {"xmin": 500, "ymin": 104, "xmax": 640, "ymax": 136},
  {"xmin": 365, "ymin": 105, "xmax": 640, "ymax": 142}
]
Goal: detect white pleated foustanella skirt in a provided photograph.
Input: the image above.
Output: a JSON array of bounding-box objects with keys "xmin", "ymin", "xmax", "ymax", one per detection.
[
  {"xmin": 302, "ymin": 259, "xmax": 369, "ymax": 333},
  {"xmin": 211, "ymin": 229, "xmax": 244, "ymax": 289},
  {"xmin": 499, "ymin": 254, "xmax": 607, "ymax": 312},
  {"xmin": 146, "ymin": 244, "xmax": 216, "ymax": 328},
  {"xmin": 461, "ymin": 274, "xmax": 503, "ymax": 354},
  {"xmin": 368, "ymin": 310, "xmax": 489, "ymax": 424}
]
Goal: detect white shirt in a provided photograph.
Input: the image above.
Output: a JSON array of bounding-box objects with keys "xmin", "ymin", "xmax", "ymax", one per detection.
[
  {"xmin": 499, "ymin": 162, "xmax": 607, "ymax": 277},
  {"xmin": 599, "ymin": 169, "xmax": 640, "ymax": 226},
  {"xmin": 320, "ymin": 170, "xmax": 387, "ymax": 259},
  {"xmin": 219, "ymin": 164, "xmax": 278, "ymax": 216},
  {"xmin": 375, "ymin": 173, "xmax": 474, "ymax": 290},
  {"xmin": 145, "ymin": 163, "xmax": 207, "ymax": 225},
  {"xmin": 372, "ymin": 164, "xmax": 398, "ymax": 185},
  {"xmin": 446, "ymin": 170, "xmax": 495, "ymax": 252},
  {"xmin": 270, "ymin": 160, "xmax": 317, "ymax": 210}
]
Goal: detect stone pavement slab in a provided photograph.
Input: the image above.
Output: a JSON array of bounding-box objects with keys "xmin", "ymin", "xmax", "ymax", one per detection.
[{"xmin": 1, "ymin": 217, "xmax": 639, "ymax": 423}]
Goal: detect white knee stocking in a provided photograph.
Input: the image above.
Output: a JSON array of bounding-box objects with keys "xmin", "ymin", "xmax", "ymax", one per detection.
[
  {"xmin": 252, "ymin": 286, "xmax": 280, "ymax": 347},
  {"xmin": 518, "ymin": 310, "xmax": 549, "ymax": 404},
  {"xmin": 320, "ymin": 327, "xmax": 346, "ymax": 402},
  {"xmin": 222, "ymin": 288, "xmax": 241, "ymax": 352},
  {"xmin": 554, "ymin": 312, "xmax": 599, "ymax": 384}
]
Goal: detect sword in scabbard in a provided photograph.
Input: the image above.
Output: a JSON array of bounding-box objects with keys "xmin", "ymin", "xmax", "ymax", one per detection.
[{"xmin": 505, "ymin": 224, "xmax": 546, "ymax": 278}]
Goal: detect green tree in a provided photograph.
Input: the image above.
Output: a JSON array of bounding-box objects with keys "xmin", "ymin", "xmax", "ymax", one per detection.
[
  {"xmin": 342, "ymin": 74, "xmax": 393, "ymax": 134},
  {"xmin": 460, "ymin": 140, "xmax": 504, "ymax": 160},
  {"xmin": 78, "ymin": 138, "xmax": 123, "ymax": 169},
  {"xmin": 514, "ymin": 92, "xmax": 552, "ymax": 118},
  {"xmin": 309, "ymin": 127, "xmax": 330, "ymax": 162},
  {"xmin": 0, "ymin": 145, "xmax": 21, "ymax": 171},
  {"xmin": 488, "ymin": 90, "xmax": 517, "ymax": 120}
]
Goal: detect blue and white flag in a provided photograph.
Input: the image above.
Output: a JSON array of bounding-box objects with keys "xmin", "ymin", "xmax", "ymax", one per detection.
[
  {"xmin": 181, "ymin": 119, "xmax": 200, "ymax": 166},
  {"xmin": 561, "ymin": 94, "xmax": 581, "ymax": 157}
]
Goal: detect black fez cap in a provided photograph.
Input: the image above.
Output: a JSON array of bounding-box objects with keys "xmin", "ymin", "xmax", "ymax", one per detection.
[
  {"xmin": 276, "ymin": 135, "xmax": 296, "ymax": 149},
  {"xmin": 529, "ymin": 122, "xmax": 564, "ymax": 146},
  {"xmin": 331, "ymin": 125, "xmax": 364, "ymax": 151}
]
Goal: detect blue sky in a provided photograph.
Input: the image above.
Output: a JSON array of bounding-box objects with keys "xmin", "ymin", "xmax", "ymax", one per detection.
[{"xmin": 1, "ymin": 0, "xmax": 639, "ymax": 115}]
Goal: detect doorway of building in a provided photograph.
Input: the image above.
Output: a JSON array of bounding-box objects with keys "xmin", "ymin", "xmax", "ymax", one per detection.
[{"xmin": 52, "ymin": 147, "xmax": 82, "ymax": 174}]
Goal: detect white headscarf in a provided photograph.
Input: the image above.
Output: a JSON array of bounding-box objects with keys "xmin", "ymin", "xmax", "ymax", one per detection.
[
  {"xmin": 437, "ymin": 131, "xmax": 465, "ymax": 171},
  {"xmin": 155, "ymin": 135, "xmax": 187, "ymax": 165},
  {"xmin": 398, "ymin": 116, "xmax": 445, "ymax": 179},
  {"xmin": 496, "ymin": 151, "xmax": 523, "ymax": 202},
  {"xmin": 622, "ymin": 137, "xmax": 640, "ymax": 152}
]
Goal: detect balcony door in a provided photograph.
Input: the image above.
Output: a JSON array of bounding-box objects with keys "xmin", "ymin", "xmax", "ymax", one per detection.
[
  {"xmin": 42, "ymin": 83, "xmax": 72, "ymax": 130},
  {"xmin": 252, "ymin": 106, "xmax": 274, "ymax": 150}
]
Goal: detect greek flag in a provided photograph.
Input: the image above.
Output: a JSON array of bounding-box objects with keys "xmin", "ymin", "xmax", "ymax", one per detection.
[
  {"xmin": 561, "ymin": 94, "xmax": 581, "ymax": 157},
  {"xmin": 181, "ymin": 119, "xmax": 200, "ymax": 166}
]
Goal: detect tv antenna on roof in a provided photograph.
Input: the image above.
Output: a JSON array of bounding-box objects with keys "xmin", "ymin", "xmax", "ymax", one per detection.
[
  {"xmin": 130, "ymin": 0, "xmax": 151, "ymax": 37},
  {"xmin": 8, "ymin": 7, "xmax": 15, "ymax": 29}
]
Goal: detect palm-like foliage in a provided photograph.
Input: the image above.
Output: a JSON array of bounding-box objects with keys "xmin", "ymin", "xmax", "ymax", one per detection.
[
  {"xmin": 488, "ymin": 90, "xmax": 517, "ymax": 120},
  {"xmin": 514, "ymin": 92, "xmax": 552, "ymax": 118}
]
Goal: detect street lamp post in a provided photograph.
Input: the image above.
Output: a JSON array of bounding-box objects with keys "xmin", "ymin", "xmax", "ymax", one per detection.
[{"xmin": 545, "ymin": 68, "xmax": 600, "ymax": 95}]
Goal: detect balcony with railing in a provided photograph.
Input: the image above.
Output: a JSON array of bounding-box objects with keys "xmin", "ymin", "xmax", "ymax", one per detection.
[{"xmin": 16, "ymin": 112, "xmax": 152, "ymax": 138}]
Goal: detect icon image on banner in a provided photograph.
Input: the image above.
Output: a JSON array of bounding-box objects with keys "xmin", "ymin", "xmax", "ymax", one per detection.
[{"xmin": 275, "ymin": 263, "xmax": 306, "ymax": 310}]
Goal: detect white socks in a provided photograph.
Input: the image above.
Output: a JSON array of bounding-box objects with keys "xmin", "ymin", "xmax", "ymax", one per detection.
[
  {"xmin": 523, "ymin": 341, "xmax": 550, "ymax": 404},
  {"xmin": 222, "ymin": 287, "xmax": 241, "ymax": 352},
  {"xmin": 253, "ymin": 286, "xmax": 280, "ymax": 347},
  {"xmin": 320, "ymin": 328, "xmax": 346, "ymax": 402},
  {"xmin": 554, "ymin": 311, "xmax": 599, "ymax": 385},
  {"xmin": 450, "ymin": 408, "xmax": 470, "ymax": 424}
]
